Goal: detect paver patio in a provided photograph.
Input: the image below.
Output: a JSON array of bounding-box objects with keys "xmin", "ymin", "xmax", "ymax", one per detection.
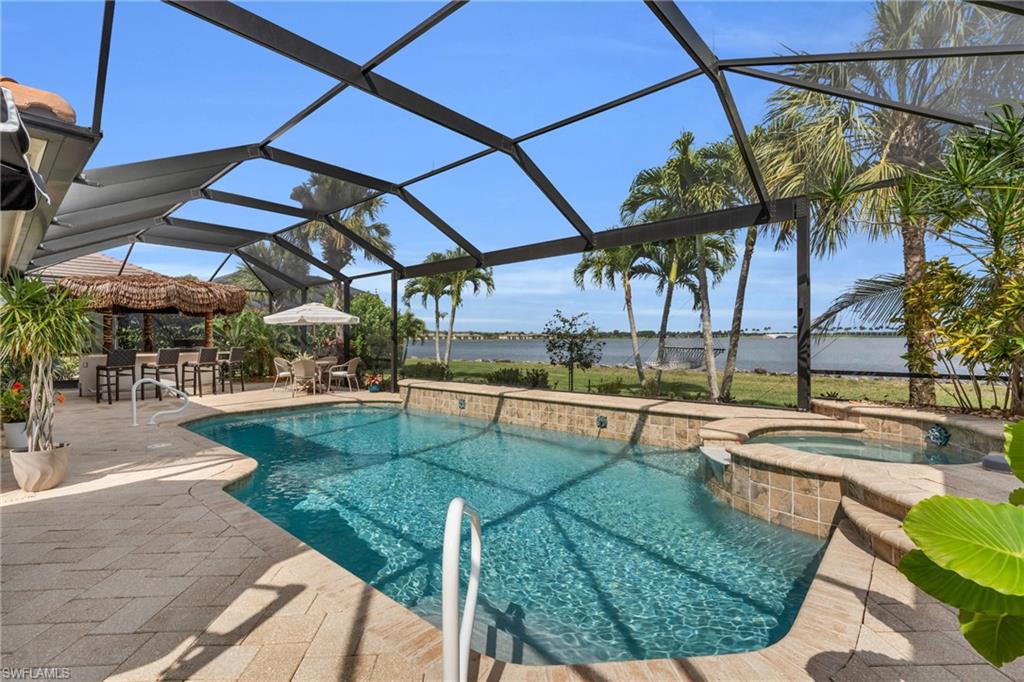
[{"xmin": 1, "ymin": 388, "xmax": 1021, "ymax": 681}]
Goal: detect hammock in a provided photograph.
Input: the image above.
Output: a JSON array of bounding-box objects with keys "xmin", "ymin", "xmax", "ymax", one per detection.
[{"xmin": 646, "ymin": 344, "xmax": 724, "ymax": 371}]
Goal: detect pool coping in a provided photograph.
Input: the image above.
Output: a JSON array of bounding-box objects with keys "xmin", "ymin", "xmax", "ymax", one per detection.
[{"xmin": 175, "ymin": 394, "xmax": 872, "ymax": 678}]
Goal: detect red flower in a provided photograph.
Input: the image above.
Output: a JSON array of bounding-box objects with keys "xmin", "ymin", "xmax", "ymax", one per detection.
[
  {"xmin": 56, "ymin": 393, "xmax": 65, "ymax": 405},
  {"xmin": 11, "ymin": 382, "xmax": 23, "ymax": 392}
]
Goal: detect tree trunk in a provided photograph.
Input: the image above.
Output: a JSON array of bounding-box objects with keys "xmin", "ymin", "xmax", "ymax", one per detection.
[
  {"xmin": 433, "ymin": 299, "xmax": 442, "ymax": 363},
  {"xmin": 720, "ymin": 227, "xmax": 757, "ymax": 399},
  {"xmin": 143, "ymin": 314, "xmax": 154, "ymax": 353},
  {"xmin": 654, "ymin": 260, "xmax": 677, "ymax": 393},
  {"xmin": 331, "ymin": 280, "xmax": 345, "ymax": 361},
  {"xmin": 204, "ymin": 311, "xmax": 214, "ymax": 347},
  {"xmin": 26, "ymin": 354, "xmax": 54, "ymax": 452},
  {"xmin": 902, "ymin": 217, "xmax": 936, "ymax": 407},
  {"xmin": 102, "ymin": 312, "xmax": 113, "ymax": 354},
  {"xmin": 696, "ymin": 237, "xmax": 720, "ymax": 401},
  {"xmin": 623, "ymin": 276, "xmax": 646, "ymax": 385},
  {"xmin": 444, "ymin": 300, "xmax": 457, "ymax": 366}
]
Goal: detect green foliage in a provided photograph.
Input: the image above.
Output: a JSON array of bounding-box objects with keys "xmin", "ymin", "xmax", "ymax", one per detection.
[
  {"xmin": 0, "ymin": 276, "xmax": 93, "ymax": 451},
  {"xmin": 401, "ymin": 362, "xmax": 452, "ymax": 381},
  {"xmin": 958, "ymin": 612, "xmax": 1024, "ymax": 668},
  {"xmin": 899, "ymin": 422, "xmax": 1024, "ymax": 666},
  {"xmin": 0, "ymin": 277, "xmax": 93, "ymax": 364},
  {"xmin": 204, "ymin": 310, "xmax": 297, "ymax": 378},
  {"xmin": 484, "ymin": 367, "xmax": 549, "ymax": 389},
  {"xmin": 1006, "ymin": 420, "xmax": 1024, "ymax": 481},
  {"xmin": 345, "ymin": 294, "xmax": 427, "ymax": 372},
  {"xmin": 1, "ymin": 382, "xmax": 29, "ymax": 423},
  {"xmin": 543, "ymin": 311, "xmax": 604, "ymax": 392}
]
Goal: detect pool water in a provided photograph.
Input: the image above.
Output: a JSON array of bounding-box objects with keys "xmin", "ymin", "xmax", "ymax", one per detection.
[
  {"xmin": 748, "ymin": 434, "xmax": 979, "ymax": 465},
  {"xmin": 189, "ymin": 405, "xmax": 825, "ymax": 665}
]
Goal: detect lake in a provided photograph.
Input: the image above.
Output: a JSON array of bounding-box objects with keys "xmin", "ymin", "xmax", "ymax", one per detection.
[{"xmin": 408, "ymin": 335, "xmax": 945, "ymax": 374}]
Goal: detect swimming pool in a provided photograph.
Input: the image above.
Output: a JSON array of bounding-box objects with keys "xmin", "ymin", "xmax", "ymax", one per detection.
[
  {"xmin": 189, "ymin": 405, "xmax": 825, "ymax": 665},
  {"xmin": 748, "ymin": 433, "xmax": 979, "ymax": 465}
]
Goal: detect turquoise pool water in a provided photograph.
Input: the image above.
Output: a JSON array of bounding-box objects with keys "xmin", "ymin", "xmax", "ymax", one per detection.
[
  {"xmin": 189, "ymin": 405, "xmax": 825, "ymax": 664},
  {"xmin": 748, "ymin": 434, "xmax": 979, "ymax": 465}
]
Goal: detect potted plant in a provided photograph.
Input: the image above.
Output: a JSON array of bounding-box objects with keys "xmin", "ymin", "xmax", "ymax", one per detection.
[
  {"xmin": 365, "ymin": 373, "xmax": 383, "ymax": 393},
  {"xmin": 0, "ymin": 276, "xmax": 92, "ymax": 492},
  {"xmin": 1, "ymin": 381, "xmax": 30, "ymax": 450}
]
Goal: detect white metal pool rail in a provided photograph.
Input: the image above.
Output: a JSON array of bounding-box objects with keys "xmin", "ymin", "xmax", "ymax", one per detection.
[
  {"xmin": 131, "ymin": 378, "xmax": 190, "ymax": 426},
  {"xmin": 442, "ymin": 497, "xmax": 482, "ymax": 682}
]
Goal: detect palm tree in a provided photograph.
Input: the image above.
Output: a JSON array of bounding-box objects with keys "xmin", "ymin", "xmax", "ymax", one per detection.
[
  {"xmin": 764, "ymin": 1, "xmax": 1024, "ymax": 406},
  {"xmin": 291, "ymin": 173, "xmax": 394, "ymax": 348},
  {"xmin": 633, "ymin": 237, "xmax": 734, "ymax": 392},
  {"xmin": 402, "ymin": 252, "xmax": 450, "ymax": 363},
  {"xmin": 440, "ymin": 248, "xmax": 494, "ymax": 366},
  {"xmin": 574, "ymin": 245, "xmax": 647, "ymax": 384},
  {"xmin": 620, "ymin": 132, "xmax": 738, "ymax": 398}
]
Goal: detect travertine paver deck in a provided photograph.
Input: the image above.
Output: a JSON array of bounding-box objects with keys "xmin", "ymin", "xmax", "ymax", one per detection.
[{"xmin": 2, "ymin": 387, "xmax": 1021, "ymax": 681}]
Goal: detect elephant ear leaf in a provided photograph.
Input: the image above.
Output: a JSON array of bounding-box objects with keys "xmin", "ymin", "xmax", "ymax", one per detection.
[
  {"xmin": 899, "ymin": 550, "xmax": 1024, "ymax": 615},
  {"xmin": 1007, "ymin": 421, "xmax": 1024, "ymax": 483},
  {"xmin": 958, "ymin": 611, "xmax": 1024, "ymax": 667},
  {"xmin": 1011, "ymin": 489, "xmax": 1024, "ymax": 507},
  {"xmin": 902, "ymin": 496, "xmax": 1024, "ymax": 596}
]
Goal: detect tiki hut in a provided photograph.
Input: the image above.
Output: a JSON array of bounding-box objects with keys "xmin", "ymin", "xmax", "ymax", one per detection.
[{"xmin": 58, "ymin": 275, "xmax": 246, "ymax": 351}]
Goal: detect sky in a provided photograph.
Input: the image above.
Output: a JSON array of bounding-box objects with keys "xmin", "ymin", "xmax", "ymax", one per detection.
[{"xmin": 1, "ymin": 1, "xmax": 964, "ymax": 332}]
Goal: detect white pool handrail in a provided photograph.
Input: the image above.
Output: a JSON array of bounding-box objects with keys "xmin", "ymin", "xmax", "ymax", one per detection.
[
  {"xmin": 442, "ymin": 497, "xmax": 482, "ymax": 682},
  {"xmin": 131, "ymin": 378, "xmax": 190, "ymax": 427}
]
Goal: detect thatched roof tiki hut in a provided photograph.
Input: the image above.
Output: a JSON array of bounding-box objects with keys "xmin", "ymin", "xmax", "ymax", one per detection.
[{"xmin": 58, "ymin": 275, "xmax": 246, "ymax": 351}]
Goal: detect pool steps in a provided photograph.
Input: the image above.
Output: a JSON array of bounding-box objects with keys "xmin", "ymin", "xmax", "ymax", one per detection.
[{"xmin": 839, "ymin": 496, "xmax": 914, "ymax": 565}]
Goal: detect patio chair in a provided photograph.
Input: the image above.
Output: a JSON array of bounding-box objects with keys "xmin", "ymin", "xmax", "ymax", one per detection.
[
  {"xmin": 291, "ymin": 358, "xmax": 321, "ymax": 396},
  {"xmin": 182, "ymin": 347, "xmax": 220, "ymax": 397},
  {"xmin": 219, "ymin": 347, "xmax": 246, "ymax": 394},
  {"xmin": 95, "ymin": 349, "xmax": 138, "ymax": 404},
  {"xmin": 140, "ymin": 348, "xmax": 181, "ymax": 400},
  {"xmin": 327, "ymin": 358, "xmax": 361, "ymax": 393},
  {"xmin": 272, "ymin": 357, "xmax": 293, "ymax": 390}
]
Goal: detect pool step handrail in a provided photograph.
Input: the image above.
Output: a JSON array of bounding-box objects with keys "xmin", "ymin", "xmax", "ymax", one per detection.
[
  {"xmin": 442, "ymin": 497, "xmax": 482, "ymax": 682},
  {"xmin": 131, "ymin": 378, "xmax": 190, "ymax": 427}
]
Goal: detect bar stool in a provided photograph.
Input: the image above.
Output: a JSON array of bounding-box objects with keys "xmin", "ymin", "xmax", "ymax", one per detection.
[
  {"xmin": 95, "ymin": 349, "xmax": 138, "ymax": 404},
  {"xmin": 140, "ymin": 348, "xmax": 181, "ymax": 400},
  {"xmin": 219, "ymin": 347, "xmax": 246, "ymax": 393},
  {"xmin": 182, "ymin": 347, "xmax": 220, "ymax": 396}
]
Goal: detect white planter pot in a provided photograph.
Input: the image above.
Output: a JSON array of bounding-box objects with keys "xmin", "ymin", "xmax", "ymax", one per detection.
[
  {"xmin": 3, "ymin": 422, "xmax": 28, "ymax": 450},
  {"xmin": 9, "ymin": 443, "xmax": 70, "ymax": 492}
]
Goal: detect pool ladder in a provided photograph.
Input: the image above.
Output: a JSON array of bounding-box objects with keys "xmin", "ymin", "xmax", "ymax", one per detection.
[
  {"xmin": 442, "ymin": 497, "xmax": 482, "ymax": 682},
  {"xmin": 130, "ymin": 378, "xmax": 190, "ymax": 426}
]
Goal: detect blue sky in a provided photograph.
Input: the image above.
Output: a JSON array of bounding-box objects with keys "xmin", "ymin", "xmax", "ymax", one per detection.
[{"xmin": 2, "ymin": 1, "xmax": 943, "ymax": 332}]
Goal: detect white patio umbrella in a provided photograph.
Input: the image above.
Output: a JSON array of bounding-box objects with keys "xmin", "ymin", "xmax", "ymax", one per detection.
[{"xmin": 263, "ymin": 302, "xmax": 360, "ymax": 326}]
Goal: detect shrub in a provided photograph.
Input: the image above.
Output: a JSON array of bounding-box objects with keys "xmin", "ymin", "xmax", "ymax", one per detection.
[
  {"xmin": 401, "ymin": 362, "xmax": 452, "ymax": 381},
  {"xmin": 484, "ymin": 367, "xmax": 550, "ymax": 389}
]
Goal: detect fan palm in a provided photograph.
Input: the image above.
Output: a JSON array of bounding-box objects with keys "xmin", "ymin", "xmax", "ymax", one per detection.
[
  {"xmin": 440, "ymin": 248, "xmax": 494, "ymax": 366},
  {"xmin": 764, "ymin": 0, "xmax": 1024, "ymax": 405},
  {"xmin": 403, "ymin": 252, "xmax": 451, "ymax": 363}
]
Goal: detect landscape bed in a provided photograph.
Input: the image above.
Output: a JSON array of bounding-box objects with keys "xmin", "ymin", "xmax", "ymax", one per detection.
[{"xmin": 187, "ymin": 404, "xmax": 826, "ymax": 665}]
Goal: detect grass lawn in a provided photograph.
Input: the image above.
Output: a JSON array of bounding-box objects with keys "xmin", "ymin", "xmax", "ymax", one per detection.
[{"xmin": 405, "ymin": 358, "xmax": 964, "ymax": 409}]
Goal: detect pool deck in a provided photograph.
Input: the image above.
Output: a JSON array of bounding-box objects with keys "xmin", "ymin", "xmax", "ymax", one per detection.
[{"xmin": 2, "ymin": 387, "xmax": 1021, "ymax": 681}]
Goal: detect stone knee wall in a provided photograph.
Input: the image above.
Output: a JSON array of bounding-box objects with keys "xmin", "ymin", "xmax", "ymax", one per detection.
[{"xmin": 401, "ymin": 383, "xmax": 708, "ymax": 448}]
